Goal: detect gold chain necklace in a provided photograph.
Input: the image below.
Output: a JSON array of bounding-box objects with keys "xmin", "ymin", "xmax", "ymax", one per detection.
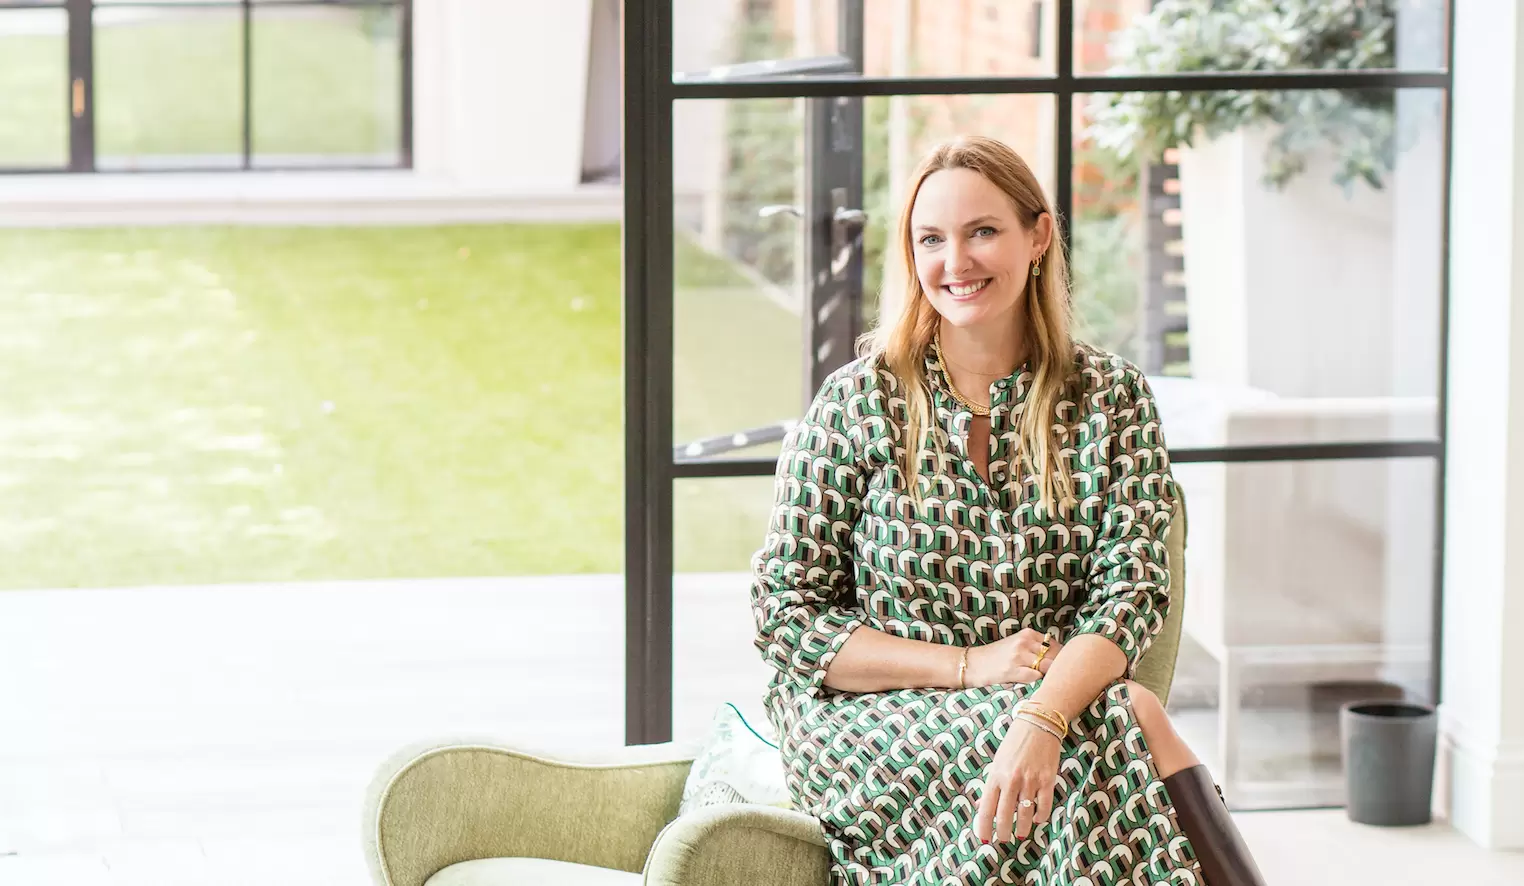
[{"xmin": 933, "ymin": 333, "xmax": 992, "ymax": 416}]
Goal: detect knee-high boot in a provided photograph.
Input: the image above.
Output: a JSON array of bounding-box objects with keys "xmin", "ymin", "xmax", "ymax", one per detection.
[{"xmin": 1162, "ymin": 764, "xmax": 1269, "ymax": 885}]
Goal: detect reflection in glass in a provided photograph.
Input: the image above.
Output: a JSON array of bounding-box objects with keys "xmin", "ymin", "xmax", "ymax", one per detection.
[
  {"xmin": 1072, "ymin": 89, "xmax": 1445, "ymax": 446},
  {"xmin": 93, "ymin": 5, "xmax": 243, "ymax": 170},
  {"xmin": 0, "ymin": 8, "xmax": 69, "ymax": 169},
  {"xmin": 252, "ymin": 4, "xmax": 401, "ymax": 166}
]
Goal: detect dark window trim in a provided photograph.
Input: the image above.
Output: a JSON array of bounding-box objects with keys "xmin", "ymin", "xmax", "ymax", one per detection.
[{"xmin": 0, "ymin": 0, "xmax": 413, "ymax": 174}]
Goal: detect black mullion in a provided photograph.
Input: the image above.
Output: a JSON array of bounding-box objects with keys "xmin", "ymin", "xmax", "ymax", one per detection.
[
  {"xmin": 242, "ymin": 0, "xmax": 252, "ymax": 168},
  {"xmin": 1430, "ymin": 0, "xmax": 1458, "ymax": 708},
  {"xmin": 399, "ymin": 0, "xmax": 412, "ymax": 168},
  {"xmin": 672, "ymin": 70, "xmax": 1449, "ymax": 100},
  {"xmin": 672, "ymin": 440, "xmax": 1446, "ymax": 479},
  {"xmin": 66, "ymin": 0, "xmax": 92, "ymax": 172},
  {"xmin": 1054, "ymin": 0, "xmax": 1073, "ymax": 244},
  {"xmin": 623, "ymin": 0, "xmax": 674, "ymax": 747}
]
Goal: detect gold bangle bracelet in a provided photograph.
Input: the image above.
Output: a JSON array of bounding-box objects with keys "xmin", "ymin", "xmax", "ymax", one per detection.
[
  {"xmin": 957, "ymin": 647, "xmax": 969, "ymax": 690},
  {"xmin": 1016, "ymin": 701, "xmax": 1069, "ymax": 735},
  {"xmin": 1015, "ymin": 712, "xmax": 1064, "ymax": 741},
  {"xmin": 1016, "ymin": 700, "xmax": 1066, "ymax": 729},
  {"xmin": 1024, "ymin": 711, "xmax": 1067, "ymax": 736}
]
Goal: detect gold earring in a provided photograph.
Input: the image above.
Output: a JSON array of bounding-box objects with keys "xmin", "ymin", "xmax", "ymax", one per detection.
[{"xmin": 1031, "ymin": 258, "xmax": 1042, "ymax": 277}]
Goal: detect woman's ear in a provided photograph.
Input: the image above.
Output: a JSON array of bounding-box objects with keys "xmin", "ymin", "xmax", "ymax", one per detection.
[{"xmin": 1033, "ymin": 211, "xmax": 1055, "ymax": 256}]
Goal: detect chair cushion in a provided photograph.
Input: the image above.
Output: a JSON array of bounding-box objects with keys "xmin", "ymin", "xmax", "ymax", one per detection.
[
  {"xmin": 424, "ymin": 857, "xmax": 641, "ymax": 886},
  {"xmin": 678, "ymin": 702, "xmax": 792, "ymax": 815}
]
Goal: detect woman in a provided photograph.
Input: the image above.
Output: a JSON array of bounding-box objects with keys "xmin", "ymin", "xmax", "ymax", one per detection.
[{"xmin": 750, "ymin": 135, "xmax": 1267, "ymax": 885}]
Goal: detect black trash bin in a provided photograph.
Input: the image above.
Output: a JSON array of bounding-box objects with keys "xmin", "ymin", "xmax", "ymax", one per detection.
[{"xmin": 1339, "ymin": 700, "xmax": 1438, "ymax": 826}]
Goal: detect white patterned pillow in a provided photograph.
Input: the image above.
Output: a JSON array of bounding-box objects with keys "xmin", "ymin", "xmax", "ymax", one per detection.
[{"xmin": 678, "ymin": 703, "xmax": 793, "ymax": 814}]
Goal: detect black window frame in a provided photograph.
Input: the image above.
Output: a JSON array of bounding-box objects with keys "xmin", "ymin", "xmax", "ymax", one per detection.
[
  {"xmin": 0, "ymin": 0, "xmax": 412, "ymax": 174},
  {"xmin": 624, "ymin": 0, "xmax": 1457, "ymax": 755}
]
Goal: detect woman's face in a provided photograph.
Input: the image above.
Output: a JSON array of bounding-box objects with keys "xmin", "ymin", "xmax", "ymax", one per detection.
[{"xmin": 909, "ymin": 167, "xmax": 1050, "ymax": 331}]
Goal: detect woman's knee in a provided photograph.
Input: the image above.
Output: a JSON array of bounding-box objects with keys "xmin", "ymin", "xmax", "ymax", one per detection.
[{"xmin": 1122, "ymin": 678, "xmax": 1168, "ymax": 737}]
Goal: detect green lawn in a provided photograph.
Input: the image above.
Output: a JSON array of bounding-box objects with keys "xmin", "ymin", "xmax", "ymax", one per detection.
[
  {"xmin": 0, "ymin": 225, "xmax": 799, "ymax": 589},
  {"xmin": 0, "ymin": 9, "xmax": 399, "ymax": 166}
]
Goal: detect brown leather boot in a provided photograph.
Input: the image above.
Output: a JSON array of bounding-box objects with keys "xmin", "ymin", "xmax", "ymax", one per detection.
[{"xmin": 1162, "ymin": 764, "xmax": 1269, "ymax": 885}]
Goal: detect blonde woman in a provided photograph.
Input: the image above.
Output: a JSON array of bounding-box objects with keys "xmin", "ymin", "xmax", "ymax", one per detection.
[{"xmin": 751, "ymin": 135, "xmax": 1267, "ymax": 885}]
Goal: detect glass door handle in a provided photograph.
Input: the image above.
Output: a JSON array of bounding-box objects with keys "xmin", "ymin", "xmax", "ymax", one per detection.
[
  {"xmin": 833, "ymin": 207, "xmax": 867, "ymax": 229},
  {"xmin": 830, "ymin": 194, "xmax": 867, "ymax": 278},
  {"xmin": 759, "ymin": 205, "xmax": 803, "ymax": 220}
]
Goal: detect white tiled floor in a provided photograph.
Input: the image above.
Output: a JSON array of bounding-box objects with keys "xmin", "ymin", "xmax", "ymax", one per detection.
[{"xmin": 3, "ymin": 579, "xmax": 1520, "ymax": 885}]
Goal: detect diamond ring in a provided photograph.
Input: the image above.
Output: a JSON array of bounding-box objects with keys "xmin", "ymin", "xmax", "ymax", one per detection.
[{"xmin": 1019, "ymin": 799, "xmax": 1036, "ymax": 809}]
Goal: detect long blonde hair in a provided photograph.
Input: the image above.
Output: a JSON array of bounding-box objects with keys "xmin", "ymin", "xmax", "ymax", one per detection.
[{"xmin": 860, "ymin": 135, "xmax": 1076, "ymax": 516}]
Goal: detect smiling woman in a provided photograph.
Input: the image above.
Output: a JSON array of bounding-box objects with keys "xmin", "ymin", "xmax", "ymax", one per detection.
[{"xmin": 749, "ymin": 135, "xmax": 1269, "ymax": 885}]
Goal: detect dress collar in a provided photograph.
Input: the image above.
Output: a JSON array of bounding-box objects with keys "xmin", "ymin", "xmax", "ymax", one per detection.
[{"xmin": 924, "ymin": 341, "xmax": 1033, "ymax": 410}]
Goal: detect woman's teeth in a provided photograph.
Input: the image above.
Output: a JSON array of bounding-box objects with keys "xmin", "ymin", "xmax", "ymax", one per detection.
[{"xmin": 947, "ymin": 280, "xmax": 988, "ymax": 297}]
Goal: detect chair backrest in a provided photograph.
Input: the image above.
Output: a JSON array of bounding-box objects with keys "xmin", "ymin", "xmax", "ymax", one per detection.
[{"xmin": 1131, "ymin": 487, "xmax": 1188, "ymax": 707}]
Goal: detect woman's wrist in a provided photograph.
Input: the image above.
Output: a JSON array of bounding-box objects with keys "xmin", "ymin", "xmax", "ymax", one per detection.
[{"xmin": 964, "ymin": 645, "xmax": 994, "ymax": 686}]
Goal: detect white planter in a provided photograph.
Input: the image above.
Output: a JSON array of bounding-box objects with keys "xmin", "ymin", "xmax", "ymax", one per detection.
[
  {"xmin": 1176, "ymin": 125, "xmax": 1396, "ymax": 400},
  {"xmin": 413, "ymin": 0, "xmax": 596, "ymax": 191}
]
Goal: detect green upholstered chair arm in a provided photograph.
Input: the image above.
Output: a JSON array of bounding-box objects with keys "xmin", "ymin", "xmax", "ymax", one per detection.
[
  {"xmin": 1132, "ymin": 488, "xmax": 1189, "ymax": 708},
  {"xmin": 362, "ymin": 738, "xmax": 696, "ymax": 886},
  {"xmin": 644, "ymin": 803, "xmax": 830, "ymax": 886}
]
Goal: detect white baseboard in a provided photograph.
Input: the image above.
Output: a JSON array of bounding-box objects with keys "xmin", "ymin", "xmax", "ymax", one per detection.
[
  {"xmin": 1436, "ymin": 711, "xmax": 1524, "ymax": 849},
  {"xmin": 0, "ymin": 172, "xmax": 623, "ymax": 227}
]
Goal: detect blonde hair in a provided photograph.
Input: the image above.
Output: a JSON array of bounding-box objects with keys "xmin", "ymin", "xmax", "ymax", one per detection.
[{"xmin": 860, "ymin": 135, "xmax": 1076, "ymax": 515}]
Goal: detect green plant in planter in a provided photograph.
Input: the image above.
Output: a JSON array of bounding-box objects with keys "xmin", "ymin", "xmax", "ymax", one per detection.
[{"xmin": 1086, "ymin": 0, "xmax": 1400, "ymax": 191}]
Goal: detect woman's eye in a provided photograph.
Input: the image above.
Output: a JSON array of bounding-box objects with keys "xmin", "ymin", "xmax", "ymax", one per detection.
[
  {"xmin": 918, "ymin": 234, "xmax": 942, "ymax": 246},
  {"xmin": 974, "ymin": 226, "xmax": 998, "ymax": 238}
]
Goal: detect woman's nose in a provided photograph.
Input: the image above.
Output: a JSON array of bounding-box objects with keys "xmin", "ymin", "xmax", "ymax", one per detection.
[{"xmin": 945, "ymin": 240, "xmax": 974, "ymax": 275}]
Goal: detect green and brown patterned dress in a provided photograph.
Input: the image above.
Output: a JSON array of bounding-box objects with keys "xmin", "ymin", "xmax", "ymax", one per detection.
[{"xmin": 750, "ymin": 342, "xmax": 1201, "ymax": 885}]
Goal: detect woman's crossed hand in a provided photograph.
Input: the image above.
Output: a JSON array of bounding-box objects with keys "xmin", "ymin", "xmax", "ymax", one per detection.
[{"xmin": 967, "ymin": 628, "xmax": 1062, "ymax": 687}]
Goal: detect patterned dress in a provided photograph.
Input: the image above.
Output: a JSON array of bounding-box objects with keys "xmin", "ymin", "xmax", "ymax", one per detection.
[{"xmin": 750, "ymin": 342, "xmax": 1202, "ymax": 885}]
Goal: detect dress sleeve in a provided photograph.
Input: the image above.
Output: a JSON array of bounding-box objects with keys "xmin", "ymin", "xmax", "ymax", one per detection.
[
  {"xmin": 1068, "ymin": 367, "xmax": 1179, "ymax": 679},
  {"xmin": 750, "ymin": 374, "xmax": 866, "ymax": 697}
]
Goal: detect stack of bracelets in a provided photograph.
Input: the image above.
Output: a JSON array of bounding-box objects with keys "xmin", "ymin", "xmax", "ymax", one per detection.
[{"xmin": 1013, "ymin": 700, "xmax": 1068, "ymax": 741}]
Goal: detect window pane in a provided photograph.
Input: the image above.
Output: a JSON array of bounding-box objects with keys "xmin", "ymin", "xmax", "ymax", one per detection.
[
  {"xmin": 674, "ymin": 476, "xmax": 778, "ymax": 744},
  {"xmin": 0, "ymin": 8, "xmax": 69, "ymax": 169},
  {"xmin": 251, "ymin": 4, "xmax": 402, "ymax": 167},
  {"xmin": 1073, "ymin": 88, "xmax": 1445, "ymax": 446},
  {"xmin": 1075, "ymin": 0, "xmax": 1448, "ymax": 75},
  {"xmin": 674, "ymin": 0, "xmax": 1057, "ymax": 81},
  {"xmin": 94, "ymin": 5, "xmax": 244, "ymax": 170},
  {"xmin": 672, "ymin": 93, "xmax": 1055, "ymax": 464},
  {"xmin": 673, "ymin": 98, "xmax": 803, "ymax": 463},
  {"xmin": 1170, "ymin": 456, "xmax": 1436, "ymax": 809}
]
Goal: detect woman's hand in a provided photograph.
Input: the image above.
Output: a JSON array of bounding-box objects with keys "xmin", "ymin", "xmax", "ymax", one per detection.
[
  {"xmin": 966, "ymin": 629, "xmax": 1063, "ymax": 687},
  {"xmin": 973, "ymin": 717, "xmax": 1062, "ymax": 844}
]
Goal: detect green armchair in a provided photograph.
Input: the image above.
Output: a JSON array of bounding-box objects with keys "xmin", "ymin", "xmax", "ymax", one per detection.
[{"xmin": 363, "ymin": 499, "xmax": 1188, "ymax": 886}]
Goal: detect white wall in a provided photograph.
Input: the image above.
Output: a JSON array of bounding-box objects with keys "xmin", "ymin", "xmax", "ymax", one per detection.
[
  {"xmin": 1439, "ymin": 0, "xmax": 1524, "ymax": 850},
  {"xmin": 413, "ymin": 0, "xmax": 596, "ymax": 192}
]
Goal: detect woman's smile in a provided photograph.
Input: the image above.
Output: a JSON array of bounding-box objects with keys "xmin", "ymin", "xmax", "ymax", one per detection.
[{"xmin": 945, "ymin": 278, "xmax": 991, "ymax": 299}]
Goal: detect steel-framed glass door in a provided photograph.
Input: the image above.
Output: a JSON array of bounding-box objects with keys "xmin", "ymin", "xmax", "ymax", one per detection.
[
  {"xmin": 625, "ymin": 0, "xmax": 1454, "ymax": 812},
  {"xmin": 623, "ymin": 0, "xmax": 874, "ymax": 746}
]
